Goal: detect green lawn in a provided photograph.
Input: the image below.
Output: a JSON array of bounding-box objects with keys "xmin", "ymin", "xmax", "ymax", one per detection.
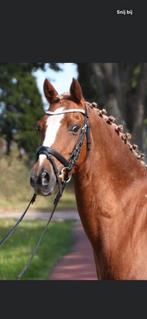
[{"xmin": 0, "ymin": 219, "xmax": 74, "ymax": 280}]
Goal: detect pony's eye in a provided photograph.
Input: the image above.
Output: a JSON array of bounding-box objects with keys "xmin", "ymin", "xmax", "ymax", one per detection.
[{"xmin": 71, "ymin": 125, "xmax": 80, "ymax": 133}]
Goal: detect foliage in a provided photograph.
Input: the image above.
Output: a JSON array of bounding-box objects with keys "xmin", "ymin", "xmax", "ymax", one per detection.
[
  {"xmin": 0, "ymin": 63, "xmax": 60, "ymax": 158},
  {"xmin": 77, "ymin": 63, "xmax": 147, "ymax": 152}
]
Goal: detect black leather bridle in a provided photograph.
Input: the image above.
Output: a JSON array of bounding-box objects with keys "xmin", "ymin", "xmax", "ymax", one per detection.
[{"xmin": 36, "ymin": 106, "xmax": 91, "ymax": 194}]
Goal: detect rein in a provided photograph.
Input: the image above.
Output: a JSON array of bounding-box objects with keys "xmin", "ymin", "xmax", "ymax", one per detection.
[
  {"xmin": 0, "ymin": 193, "xmax": 37, "ymax": 247},
  {"xmin": 0, "ymin": 106, "xmax": 91, "ymax": 279},
  {"xmin": 17, "ymin": 182, "xmax": 66, "ymax": 279}
]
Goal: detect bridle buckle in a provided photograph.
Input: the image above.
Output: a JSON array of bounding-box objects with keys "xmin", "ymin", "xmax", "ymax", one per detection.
[{"xmin": 59, "ymin": 167, "xmax": 72, "ymax": 184}]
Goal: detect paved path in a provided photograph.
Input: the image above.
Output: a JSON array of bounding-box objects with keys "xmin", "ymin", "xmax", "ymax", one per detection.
[
  {"xmin": 50, "ymin": 221, "xmax": 97, "ymax": 280},
  {"xmin": 0, "ymin": 210, "xmax": 80, "ymax": 221}
]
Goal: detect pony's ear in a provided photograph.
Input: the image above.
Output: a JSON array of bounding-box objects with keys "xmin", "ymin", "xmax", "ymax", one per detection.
[
  {"xmin": 70, "ymin": 78, "xmax": 84, "ymax": 103},
  {"xmin": 43, "ymin": 79, "xmax": 58, "ymax": 103}
]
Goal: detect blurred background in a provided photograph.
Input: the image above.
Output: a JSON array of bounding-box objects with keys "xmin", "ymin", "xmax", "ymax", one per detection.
[{"xmin": 0, "ymin": 62, "xmax": 147, "ymax": 279}]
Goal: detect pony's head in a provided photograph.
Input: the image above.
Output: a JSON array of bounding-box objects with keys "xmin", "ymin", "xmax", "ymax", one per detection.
[{"xmin": 30, "ymin": 78, "xmax": 89, "ymax": 196}]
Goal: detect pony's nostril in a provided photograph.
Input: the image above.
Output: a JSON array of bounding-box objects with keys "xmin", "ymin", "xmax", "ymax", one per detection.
[
  {"xmin": 30, "ymin": 171, "xmax": 50, "ymax": 188},
  {"xmin": 41, "ymin": 170, "xmax": 50, "ymax": 186},
  {"xmin": 42, "ymin": 171, "xmax": 50, "ymax": 180}
]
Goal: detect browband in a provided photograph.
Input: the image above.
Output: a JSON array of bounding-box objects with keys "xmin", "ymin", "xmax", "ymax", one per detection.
[{"xmin": 46, "ymin": 109, "xmax": 86, "ymax": 116}]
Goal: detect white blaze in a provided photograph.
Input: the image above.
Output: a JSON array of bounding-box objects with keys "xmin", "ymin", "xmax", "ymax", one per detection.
[{"xmin": 39, "ymin": 107, "xmax": 65, "ymax": 166}]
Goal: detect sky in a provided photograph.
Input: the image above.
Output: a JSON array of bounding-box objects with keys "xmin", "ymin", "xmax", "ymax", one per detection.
[{"xmin": 33, "ymin": 63, "xmax": 78, "ymax": 109}]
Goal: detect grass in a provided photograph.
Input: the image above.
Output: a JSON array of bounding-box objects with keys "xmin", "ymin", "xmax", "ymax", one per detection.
[
  {"xmin": 0, "ymin": 219, "xmax": 74, "ymax": 280},
  {"xmin": 0, "ymin": 146, "xmax": 76, "ymax": 211}
]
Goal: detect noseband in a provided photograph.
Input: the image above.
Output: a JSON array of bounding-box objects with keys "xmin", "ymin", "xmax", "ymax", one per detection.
[{"xmin": 36, "ymin": 107, "xmax": 91, "ymax": 193}]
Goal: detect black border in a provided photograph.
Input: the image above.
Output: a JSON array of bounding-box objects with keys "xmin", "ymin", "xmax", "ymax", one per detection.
[
  {"xmin": 0, "ymin": 1, "xmax": 147, "ymax": 61},
  {"xmin": 0, "ymin": 280, "xmax": 147, "ymax": 317}
]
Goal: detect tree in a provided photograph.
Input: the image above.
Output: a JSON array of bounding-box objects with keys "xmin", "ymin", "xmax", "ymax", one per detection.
[
  {"xmin": 77, "ymin": 63, "xmax": 147, "ymax": 152},
  {"xmin": 0, "ymin": 64, "xmax": 43, "ymax": 157},
  {"xmin": 0, "ymin": 63, "xmax": 60, "ymax": 158}
]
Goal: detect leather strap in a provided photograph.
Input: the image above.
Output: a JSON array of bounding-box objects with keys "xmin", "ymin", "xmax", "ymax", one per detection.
[
  {"xmin": 46, "ymin": 109, "xmax": 86, "ymax": 116},
  {"xmin": 36, "ymin": 146, "xmax": 69, "ymax": 168}
]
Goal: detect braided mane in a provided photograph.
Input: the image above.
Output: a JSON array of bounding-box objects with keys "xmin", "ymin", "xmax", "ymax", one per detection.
[
  {"xmin": 57, "ymin": 93, "xmax": 146, "ymax": 169},
  {"xmin": 86, "ymin": 101, "xmax": 147, "ymax": 169}
]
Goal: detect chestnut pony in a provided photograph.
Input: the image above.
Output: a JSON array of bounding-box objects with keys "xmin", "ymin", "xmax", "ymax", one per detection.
[{"xmin": 31, "ymin": 78, "xmax": 147, "ymax": 280}]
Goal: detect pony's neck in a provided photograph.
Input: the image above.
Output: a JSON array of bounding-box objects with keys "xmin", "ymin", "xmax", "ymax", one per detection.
[
  {"xmin": 74, "ymin": 107, "xmax": 147, "ymax": 279},
  {"xmin": 74, "ymin": 107, "xmax": 146, "ymax": 220}
]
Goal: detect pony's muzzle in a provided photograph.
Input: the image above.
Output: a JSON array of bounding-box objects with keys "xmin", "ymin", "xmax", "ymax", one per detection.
[{"xmin": 30, "ymin": 168, "xmax": 56, "ymax": 196}]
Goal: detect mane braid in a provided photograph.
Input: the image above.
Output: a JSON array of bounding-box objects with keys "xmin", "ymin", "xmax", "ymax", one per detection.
[{"xmin": 87, "ymin": 101, "xmax": 147, "ymax": 169}]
